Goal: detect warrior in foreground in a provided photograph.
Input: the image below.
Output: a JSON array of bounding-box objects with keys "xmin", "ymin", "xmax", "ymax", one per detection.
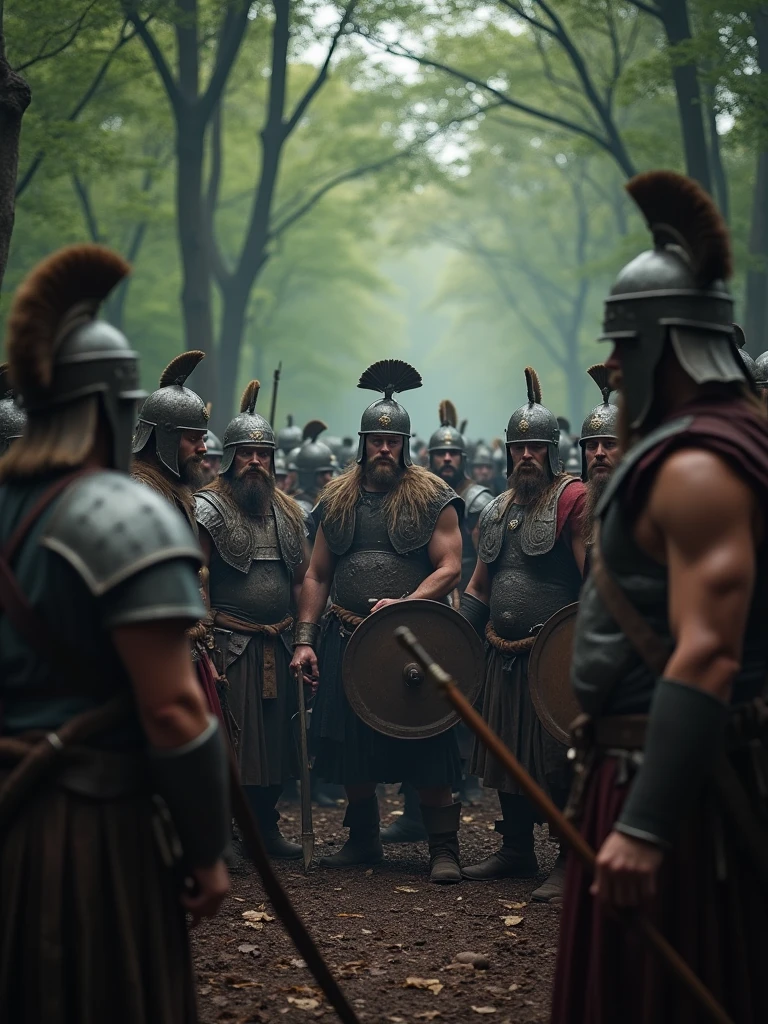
[
  {"xmin": 461, "ymin": 369, "xmax": 586, "ymax": 901},
  {"xmin": 552, "ymin": 172, "xmax": 768, "ymax": 1022},
  {"xmin": 0, "ymin": 362, "xmax": 26, "ymax": 455},
  {"xmin": 0, "ymin": 246, "xmax": 229, "ymax": 1022},
  {"xmin": 195, "ymin": 382, "xmax": 309, "ymax": 858},
  {"xmin": 290, "ymin": 361, "xmax": 466, "ymax": 883}
]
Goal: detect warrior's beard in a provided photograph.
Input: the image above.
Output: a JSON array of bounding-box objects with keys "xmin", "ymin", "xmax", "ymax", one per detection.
[
  {"xmin": 365, "ymin": 457, "xmax": 403, "ymax": 490},
  {"xmin": 230, "ymin": 465, "xmax": 275, "ymax": 514},
  {"xmin": 583, "ymin": 471, "xmax": 611, "ymax": 546},
  {"xmin": 180, "ymin": 452, "xmax": 206, "ymax": 491},
  {"xmin": 433, "ymin": 461, "xmax": 461, "ymax": 486},
  {"xmin": 508, "ymin": 460, "xmax": 550, "ymax": 505}
]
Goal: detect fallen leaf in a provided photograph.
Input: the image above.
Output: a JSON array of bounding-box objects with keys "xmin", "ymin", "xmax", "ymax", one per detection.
[
  {"xmin": 237, "ymin": 943, "xmax": 258, "ymax": 954},
  {"xmin": 394, "ymin": 886, "xmax": 419, "ymax": 893},
  {"xmin": 337, "ymin": 913, "xmax": 364, "ymax": 918},
  {"xmin": 387, "ymin": 1018, "xmax": 406, "ymax": 1023},
  {"xmin": 290, "ymin": 958, "xmax": 307, "ymax": 968},
  {"xmin": 502, "ymin": 916, "xmax": 524, "ymax": 927},
  {"xmin": 365, "ymin": 869, "xmax": 374, "ymax": 876},
  {"xmin": 287, "ymin": 996, "xmax": 319, "ymax": 1010},
  {"xmin": 232, "ymin": 896, "xmax": 245, "ymax": 903},
  {"xmin": 242, "ymin": 910, "xmax": 274, "ymax": 924},
  {"xmin": 232, "ymin": 981, "xmax": 262, "ymax": 989},
  {"xmin": 471, "ymin": 1008, "xmax": 497, "ymax": 1015},
  {"xmin": 499, "ymin": 901, "xmax": 526, "ymax": 910},
  {"xmin": 509, "ymin": 984, "xmax": 519, "ymax": 992},
  {"xmin": 242, "ymin": 921, "xmax": 263, "ymax": 931},
  {"xmin": 461, "ymin": 815, "xmax": 474, "ymax": 823},
  {"xmin": 415, "ymin": 1013, "xmax": 442, "ymax": 1021},
  {"xmin": 405, "ymin": 977, "xmax": 443, "ymax": 996}
]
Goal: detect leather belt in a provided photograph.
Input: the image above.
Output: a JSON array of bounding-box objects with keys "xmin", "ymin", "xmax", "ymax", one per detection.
[{"xmin": 211, "ymin": 611, "xmax": 293, "ymax": 699}]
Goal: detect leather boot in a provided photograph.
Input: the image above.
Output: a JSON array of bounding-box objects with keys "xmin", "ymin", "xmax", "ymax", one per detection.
[
  {"xmin": 458, "ymin": 775, "xmax": 484, "ymax": 806},
  {"xmin": 531, "ymin": 849, "xmax": 567, "ymax": 902},
  {"xmin": 246, "ymin": 785, "xmax": 302, "ymax": 860},
  {"xmin": 381, "ymin": 783, "xmax": 428, "ymax": 843},
  {"xmin": 421, "ymin": 802, "xmax": 462, "ymax": 885},
  {"xmin": 320, "ymin": 795, "xmax": 383, "ymax": 867},
  {"xmin": 460, "ymin": 815, "xmax": 536, "ymax": 880}
]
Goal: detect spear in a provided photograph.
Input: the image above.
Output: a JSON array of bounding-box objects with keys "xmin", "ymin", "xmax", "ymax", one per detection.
[
  {"xmin": 269, "ymin": 362, "xmax": 282, "ymax": 428},
  {"xmin": 394, "ymin": 626, "xmax": 734, "ymax": 1024}
]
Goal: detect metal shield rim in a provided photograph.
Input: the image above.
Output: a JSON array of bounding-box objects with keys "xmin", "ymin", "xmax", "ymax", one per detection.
[
  {"xmin": 528, "ymin": 601, "xmax": 580, "ymax": 746},
  {"xmin": 342, "ymin": 599, "xmax": 484, "ymax": 739}
]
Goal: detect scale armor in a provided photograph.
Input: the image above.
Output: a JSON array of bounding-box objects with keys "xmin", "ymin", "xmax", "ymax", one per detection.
[
  {"xmin": 0, "ymin": 363, "xmax": 26, "ymax": 454},
  {"xmin": 132, "ymin": 350, "xmax": 209, "ymax": 477},
  {"xmin": 356, "ymin": 359, "xmax": 422, "ymax": 466},
  {"xmin": 578, "ymin": 363, "xmax": 619, "ymax": 480},
  {"xmin": 600, "ymin": 171, "xmax": 744, "ymax": 430},
  {"xmin": 505, "ymin": 367, "xmax": 560, "ymax": 476},
  {"xmin": 219, "ymin": 380, "xmax": 276, "ymax": 475}
]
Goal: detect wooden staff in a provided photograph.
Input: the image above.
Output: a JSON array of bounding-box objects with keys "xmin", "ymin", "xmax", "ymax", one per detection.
[
  {"xmin": 269, "ymin": 362, "xmax": 282, "ymax": 427},
  {"xmin": 394, "ymin": 626, "xmax": 734, "ymax": 1024}
]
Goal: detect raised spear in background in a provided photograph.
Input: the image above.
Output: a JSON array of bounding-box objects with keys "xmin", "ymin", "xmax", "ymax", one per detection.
[{"xmin": 269, "ymin": 361, "xmax": 282, "ymax": 427}]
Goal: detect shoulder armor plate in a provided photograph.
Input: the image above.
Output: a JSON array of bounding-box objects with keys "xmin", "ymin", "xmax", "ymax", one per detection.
[
  {"xmin": 41, "ymin": 471, "xmax": 202, "ymax": 596},
  {"xmin": 462, "ymin": 482, "xmax": 494, "ymax": 517},
  {"xmin": 521, "ymin": 476, "xmax": 581, "ymax": 556},
  {"xmin": 318, "ymin": 499, "xmax": 355, "ymax": 556},
  {"xmin": 195, "ymin": 491, "xmax": 304, "ymax": 572},
  {"xmin": 477, "ymin": 492, "xmax": 512, "ymax": 564},
  {"xmin": 389, "ymin": 487, "xmax": 462, "ymax": 555}
]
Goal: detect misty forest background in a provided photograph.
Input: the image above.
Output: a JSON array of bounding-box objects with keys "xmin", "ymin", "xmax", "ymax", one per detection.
[{"xmin": 1, "ymin": 0, "xmax": 766, "ymax": 441}]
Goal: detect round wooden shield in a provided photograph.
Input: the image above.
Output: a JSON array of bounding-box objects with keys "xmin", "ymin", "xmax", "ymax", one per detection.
[
  {"xmin": 527, "ymin": 602, "xmax": 581, "ymax": 746},
  {"xmin": 342, "ymin": 600, "xmax": 484, "ymax": 740}
]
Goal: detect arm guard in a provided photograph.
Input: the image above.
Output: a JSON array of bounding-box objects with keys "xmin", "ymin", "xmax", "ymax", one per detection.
[
  {"xmin": 294, "ymin": 621, "xmax": 320, "ymax": 648},
  {"xmin": 460, "ymin": 592, "xmax": 490, "ymax": 640},
  {"xmin": 615, "ymin": 678, "xmax": 728, "ymax": 849},
  {"xmin": 150, "ymin": 716, "xmax": 230, "ymax": 868}
]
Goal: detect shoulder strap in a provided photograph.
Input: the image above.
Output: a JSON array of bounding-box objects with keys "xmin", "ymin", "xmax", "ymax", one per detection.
[{"xmin": 589, "ymin": 524, "xmax": 671, "ymax": 675}]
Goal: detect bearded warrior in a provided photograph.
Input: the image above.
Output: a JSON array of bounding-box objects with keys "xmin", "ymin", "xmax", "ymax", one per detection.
[
  {"xmin": 578, "ymin": 364, "xmax": 621, "ymax": 554},
  {"xmin": 290, "ymin": 360, "xmax": 466, "ymax": 883},
  {"xmin": 0, "ymin": 362, "xmax": 26, "ymax": 454},
  {"xmin": 292, "ymin": 420, "xmax": 336, "ymax": 516},
  {"xmin": 551, "ymin": 172, "xmax": 768, "ymax": 1024},
  {"xmin": 428, "ymin": 401, "xmax": 494, "ymax": 593},
  {"xmin": 460, "ymin": 368, "xmax": 586, "ymax": 901},
  {"xmin": 470, "ymin": 442, "xmax": 498, "ymax": 493},
  {"xmin": 0, "ymin": 246, "xmax": 229, "ymax": 1022},
  {"xmin": 194, "ymin": 382, "xmax": 308, "ymax": 858}
]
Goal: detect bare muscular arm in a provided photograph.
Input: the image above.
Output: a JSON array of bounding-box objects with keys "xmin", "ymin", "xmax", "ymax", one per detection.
[
  {"xmin": 292, "ymin": 540, "xmax": 311, "ymax": 609},
  {"xmin": 465, "ymin": 557, "xmax": 491, "ymax": 606},
  {"xmin": 594, "ymin": 449, "xmax": 759, "ymax": 908},
  {"xmin": 290, "ymin": 524, "xmax": 337, "ymax": 681}
]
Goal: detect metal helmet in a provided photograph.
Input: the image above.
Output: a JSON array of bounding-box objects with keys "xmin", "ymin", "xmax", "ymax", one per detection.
[
  {"xmin": 471, "ymin": 441, "xmax": 495, "ymax": 469},
  {"xmin": 277, "ymin": 414, "xmax": 303, "ymax": 453},
  {"xmin": 579, "ymin": 363, "xmax": 619, "ymax": 480},
  {"xmin": 754, "ymin": 350, "xmax": 768, "ymax": 390},
  {"xmin": 337, "ymin": 436, "xmax": 356, "ymax": 469},
  {"xmin": 565, "ymin": 446, "xmax": 582, "ymax": 477},
  {"xmin": 505, "ymin": 366, "xmax": 560, "ymax": 476},
  {"xmin": 428, "ymin": 399, "xmax": 467, "ymax": 467},
  {"xmin": 274, "ymin": 448, "xmax": 288, "ymax": 477},
  {"xmin": 287, "ymin": 445, "xmax": 301, "ymax": 472},
  {"xmin": 204, "ymin": 429, "xmax": 223, "ymax": 458},
  {"xmin": 220, "ymin": 380, "xmax": 276, "ymax": 475},
  {"xmin": 356, "ymin": 359, "xmax": 422, "ymax": 466},
  {"xmin": 601, "ymin": 171, "xmax": 742, "ymax": 431},
  {"xmin": 295, "ymin": 419, "xmax": 335, "ymax": 493},
  {"xmin": 132, "ymin": 350, "xmax": 209, "ymax": 476},
  {"xmin": 4, "ymin": 245, "xmax": 145, "ymax": 474},
  {"xmin": 0, "ymin": 363, "xmax": 27, "ymax": 454},
  {"xmin": 738, "ymin": 347, "xmax": 760, "ymax": 385}
]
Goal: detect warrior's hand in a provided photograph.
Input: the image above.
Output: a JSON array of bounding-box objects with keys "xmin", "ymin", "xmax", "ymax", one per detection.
[
  {"xmin": 182, "ymin": 858, "xmax": 230, "ymax": 926},
  {"xmin": 291, "ymin": 644, "xmax": 319, "ymax": 687},
  {"xmin": 591, "ymin": 830, "xmax": 664, "ymax": 909},
  {"xmin": 369, "ymin": 597, "xmax": 403, "ymax": 613}
]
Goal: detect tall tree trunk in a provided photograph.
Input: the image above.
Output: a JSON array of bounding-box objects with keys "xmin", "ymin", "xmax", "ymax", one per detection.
[
  {"xmin": 0, "ymin": 7, "xmax": 31, "ymax": 291},
  {"xmin": 744, "ymin": 7, "xmax": 768, "ymax": 354},
  {"xmin": 704, "ymin": 80, "xmax": 729, "ymax": 220},
  {"xmin": 216, "ymin": 282, "xmax": 252, "ymax": 423},
  {"xmin": 658, "ymin": 0, "xmax": 712, "ymax": 192}
]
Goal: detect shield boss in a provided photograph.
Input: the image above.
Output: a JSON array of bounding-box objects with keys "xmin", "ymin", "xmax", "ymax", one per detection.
[
  {"xmin": 342, "ymin": 599, "xmax": 483, "ymax": 739},
  {"xmin": 528, "ymin": 602, "xmax": 581, "ymax": 745}
]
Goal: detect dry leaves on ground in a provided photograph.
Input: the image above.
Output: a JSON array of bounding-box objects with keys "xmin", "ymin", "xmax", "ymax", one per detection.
[
  {"xmin": 501, "ymin": 915, "xmax": 524, "ymax": 927},
  {"xmin": 405, "ymin": 977, "xmax": 444, "ymax": 996},
  {"xmin": 394, "ymin": 886, "xmax": 419, "ymax": 893},
  {"xmin": 287, "ymin": 996, "xmax": 319, "ymax": 1010},
  {"xmin": 242, "ymin": 908, "xmax": 274, "ymax": 930},
  {"xmin": 471, "ymin": 1007, "xmax": 497, "ymax": 1015}
]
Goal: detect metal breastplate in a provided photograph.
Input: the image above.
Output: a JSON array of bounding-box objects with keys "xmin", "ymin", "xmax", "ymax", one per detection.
[
  {"xmin": 209, "ymin": 554, "xmax": 292, "ymax": 624},
  {"xmin": 572, "ymin": 421, "xmax": 768, "ymax": 717},
  {"xmin": 331, "ymin": 492, "xmax": 434, "ymax": 616},
  {"xmin": 489, "ymin": 502, "xmax": 582, "ymax": 641},
  {"xmin": 195, "ymin": 490, "xmax": 303, "ymax": 572}
]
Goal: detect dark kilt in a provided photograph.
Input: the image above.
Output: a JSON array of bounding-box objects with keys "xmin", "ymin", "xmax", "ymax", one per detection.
[{"xmin": 311, "ymin": 616, "xmax": 462, "ymax": 788}]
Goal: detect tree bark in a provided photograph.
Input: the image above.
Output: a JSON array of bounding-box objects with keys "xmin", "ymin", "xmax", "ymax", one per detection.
[
  {"xmin": 704, "ymin": 79, "xmax": 729, "ymax": 220},
  {"xmin": 0, "ymin": 6, "xmax": 31, "ymax": 290},
  {"xmin": 657, "ymin": 0, "xmax": 712, "ymax": 192}
]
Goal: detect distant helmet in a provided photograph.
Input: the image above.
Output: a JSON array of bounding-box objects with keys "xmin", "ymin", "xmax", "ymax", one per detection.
[
  {"xmin": 287, "ymin": 445, "xmax": 301, "ymax": 472},
  {"xmin": 600, "ymin": 171, "xmax": 742, "ymax": 431},
  {"xmin": 565, "ymin": 446, "xmax": 582, "ymax": 477},
  {"xmin": 6, "ymin": 245, "xmax": 145, "ymax": 474},
  {"xmin": 277, "ymin": 414, "xmax": 303, "ymax": 453},
  {"xmin": 579, "ymin": 363, "xmax": 619, "ymax": 480},
  {"xmin": 337, "ymin": 436, "xmax": 356, "ymax": 469},
  {"xmin": 274, "ymin": 448, "xmax": 288, "ymax": 478},
  {"xmin": 204, "ymin": 429, "xmax": 223, "ymax": 458},
  {"xmin": 133, "ymin": 350, "xmax": 209, "ymax": 476},
  {"xmin": 754, "ymin": 350, "xmax": 768, "ymax": 390},
  {"xmin": 428, "ymin": 399, "xmax": 467, "ymax": 469},
  {"xmin": 220, "ymin": 380, "xmax": 276, "ymax": 475},
  {"xmin": 0, "ymin": 363, "xmax": 27, "ymax": 454},
  {"xmin": 356, "ymin": 360, "xmax": 422, "ymax": 466},
  {"xmin": 295, "ymin": 419, "xmax": 335, "ymax": 494},
  {"xmin": 505, "ymin": 366, "xmax": 560, "ymax": 476},
  {"xmin": 738, "ymin": 347, "xmax": 760, "ymax": 384},
  {"xmin": 471, "ymin": 441, "xmax": 495, "ymax": 469}
]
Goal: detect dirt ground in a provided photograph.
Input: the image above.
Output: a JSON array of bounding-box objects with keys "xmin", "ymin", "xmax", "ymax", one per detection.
[{"xmin": 193, "ymin": 787, "xmax": 561, "ymax": 1024}]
